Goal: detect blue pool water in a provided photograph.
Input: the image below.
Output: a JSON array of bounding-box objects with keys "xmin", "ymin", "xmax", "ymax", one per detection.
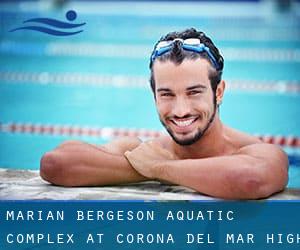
[{"xmin": 0, "ymin": 1, "xmax": 299, "ymax": 188}]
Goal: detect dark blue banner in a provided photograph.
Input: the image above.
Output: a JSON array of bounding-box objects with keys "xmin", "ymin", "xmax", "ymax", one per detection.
[{"xmin": 0, "ymin": 201, "xmax": 299, "ymax": 250}]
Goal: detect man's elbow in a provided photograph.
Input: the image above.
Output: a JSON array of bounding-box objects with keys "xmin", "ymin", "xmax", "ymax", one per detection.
[
  {"xmin": 235, "ymin": 168, "xmax": 288, "ymax": 200},
  {"xmin": 240, "ymin": 178, "xmax": 272, "ymax": 199},
  {"xmin": 40, "ymin": 152, "xmax": 73, "ymax": 186}
]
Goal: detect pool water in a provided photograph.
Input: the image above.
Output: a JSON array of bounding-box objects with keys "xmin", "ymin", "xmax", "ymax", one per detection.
[{"xmin": 0, "ymin": 1, "xmax": 299, "ymax": 188}]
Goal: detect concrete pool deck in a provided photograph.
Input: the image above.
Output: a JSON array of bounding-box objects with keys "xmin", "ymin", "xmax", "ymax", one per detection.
[{"xmin": 1, "ymin": 168, "xmax": 300, "ymax": 200}]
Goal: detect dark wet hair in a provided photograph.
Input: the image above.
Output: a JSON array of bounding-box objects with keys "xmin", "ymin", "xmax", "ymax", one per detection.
[{"xmin": 149, "ymin": 28, "xmax": 224, "ymax": 97}]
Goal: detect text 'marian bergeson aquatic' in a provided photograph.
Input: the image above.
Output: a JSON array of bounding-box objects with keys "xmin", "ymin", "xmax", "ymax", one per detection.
[{"xmin": 3, "ymin": 209, "xmax": 300, "ymax": 245}]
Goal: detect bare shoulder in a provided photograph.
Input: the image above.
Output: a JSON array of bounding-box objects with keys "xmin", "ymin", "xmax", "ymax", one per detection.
[
  {"xmin": 225, "ymin": 126, "xmax": 262, "ymax": 148},
  {"xmin": 226, "ymin": 126, "xmax": 288, "ymax": 165},
  {"xmin": 102, "ymin": 137, "xmax": 142, "ymax": 155},
  {"xmin": 237, "ymin": 143, "xmax": 288, "ymax": 164}
]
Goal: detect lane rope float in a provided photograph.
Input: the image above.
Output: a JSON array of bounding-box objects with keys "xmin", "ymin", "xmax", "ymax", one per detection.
[{"xmin": 0, "ymin": 122, "xmax": 299, "ymax": 148}]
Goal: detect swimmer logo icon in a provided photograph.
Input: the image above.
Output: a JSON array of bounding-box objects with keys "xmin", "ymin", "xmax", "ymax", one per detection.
[{"xmin": 9, "ymin": 10, "xmax": 85, "ymax": 36}]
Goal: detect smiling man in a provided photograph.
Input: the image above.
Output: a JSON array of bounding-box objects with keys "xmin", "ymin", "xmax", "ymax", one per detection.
[{"xmin": 40, "ymin": 28, "xmax": 288, "ymax": 199}]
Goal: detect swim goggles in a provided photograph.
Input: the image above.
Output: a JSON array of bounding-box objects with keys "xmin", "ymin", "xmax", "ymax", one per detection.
[{"xmin": 150, "ymin": 38, "xmax": 221, "ymax": 70}]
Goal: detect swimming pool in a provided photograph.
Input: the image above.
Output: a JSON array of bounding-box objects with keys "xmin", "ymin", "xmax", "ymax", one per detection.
[{"xmin": 0, "ymin": 1, "xmax": 299, "ymax": 188}]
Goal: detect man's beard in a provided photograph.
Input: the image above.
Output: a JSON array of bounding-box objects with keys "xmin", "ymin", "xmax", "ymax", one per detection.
[{"xmin": 159, "ymin": 101, "xmax": 217, "ymax": 146}]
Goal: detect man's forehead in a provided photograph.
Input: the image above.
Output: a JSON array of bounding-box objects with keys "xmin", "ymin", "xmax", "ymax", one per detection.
[{"xmin": 153, "ymin": 58, "xmax": 211, "ymax": 89}]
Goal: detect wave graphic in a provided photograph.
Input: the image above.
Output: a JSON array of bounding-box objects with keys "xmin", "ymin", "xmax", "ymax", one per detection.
[
  {"xmin": 9, "ymin": 10, "xmax": 85, "ymax": 36},
  {"xmin": 23, "ymin": 18, "xmax": 85, "ymax": 29},
  {"xmin": 9, "ymin": 26, "xmax": 83, "ymax": 36}
]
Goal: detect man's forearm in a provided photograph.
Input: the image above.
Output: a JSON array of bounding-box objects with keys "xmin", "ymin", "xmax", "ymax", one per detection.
[
  {"xmin": 154, "ymin": 155, "xmax": 281, "ymax": 199},
  {"xmin": 40, "ymin": 143, "xmax": 147, "ymax": 186}
]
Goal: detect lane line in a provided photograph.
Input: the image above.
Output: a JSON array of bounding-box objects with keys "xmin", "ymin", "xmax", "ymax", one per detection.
[
  {"xmin": 1, "ymin": 122, "xmax": 299, "ymax": 148},
  {"xmin": 1, "ymin": 72, "xmax": 299, "ymax": 94}
]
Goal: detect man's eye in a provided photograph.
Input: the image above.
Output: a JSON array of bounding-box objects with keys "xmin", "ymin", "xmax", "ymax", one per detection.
[
  {"xmin": 188, "ymin": 91, "xmax": 201, "ymax": 95},
  {"xmin": 161, "ymin": 93, "xmax": 173, "ymax": 97}
]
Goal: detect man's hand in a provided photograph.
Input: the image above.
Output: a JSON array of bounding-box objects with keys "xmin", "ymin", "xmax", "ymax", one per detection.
[{"xmin": 124, "ymin": 140, "xmax": 177, "ymax": 179}]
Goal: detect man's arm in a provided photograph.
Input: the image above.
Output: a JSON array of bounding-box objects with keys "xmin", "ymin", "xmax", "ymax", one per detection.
[
  {"xmin": 40, "ymin": 137, "xmax": 147, "ymax": 186},
  {"xmin": 125, "ymin": 142, "xmax": 288, "ymax": 199}
]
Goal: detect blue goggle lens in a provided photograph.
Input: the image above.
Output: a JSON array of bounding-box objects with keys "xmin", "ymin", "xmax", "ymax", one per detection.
[{"xmin": 151, "ymin": 38, "xmax": 221, "ymax": 70}]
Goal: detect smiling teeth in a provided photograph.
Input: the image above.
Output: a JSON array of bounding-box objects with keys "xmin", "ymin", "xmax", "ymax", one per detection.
[{"xmin": 173, "ymin": 119, "xmax": 195, "ymax": 127}]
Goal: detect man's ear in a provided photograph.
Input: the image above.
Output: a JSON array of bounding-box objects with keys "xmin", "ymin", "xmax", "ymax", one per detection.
[{"xmin": 216, "ymin": 80, "xmax": 225, "ymax": 105}]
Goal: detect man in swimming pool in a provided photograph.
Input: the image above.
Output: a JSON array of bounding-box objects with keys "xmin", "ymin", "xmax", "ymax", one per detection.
[{"xmin": 40, "ymin": 28, "xmax": 288, "ymax": 199}]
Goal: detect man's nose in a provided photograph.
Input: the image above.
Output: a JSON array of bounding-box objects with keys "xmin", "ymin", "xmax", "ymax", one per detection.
[{"xmin": 172, "ymin": 97, "xmax": 191, "ymax": 118}]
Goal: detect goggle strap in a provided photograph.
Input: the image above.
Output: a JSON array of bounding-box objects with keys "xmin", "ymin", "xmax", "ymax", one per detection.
[
  {"xmin": 183, "ymin": 44, "xmax": 219, "ymax": 70},
  {"xmin": 151, "ymin": 40, "xmax": 220, "ymax": 70}
]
